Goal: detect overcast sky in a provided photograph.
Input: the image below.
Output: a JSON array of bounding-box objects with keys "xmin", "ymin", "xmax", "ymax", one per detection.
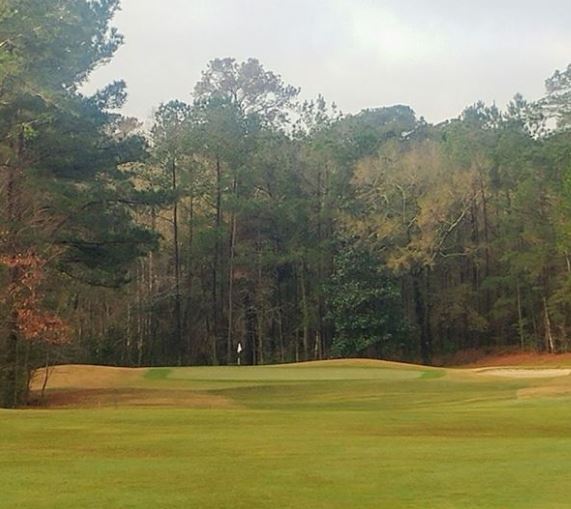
[{"xmin": 84, "ymin": 0, "xmax": 571, "ymax": 124}]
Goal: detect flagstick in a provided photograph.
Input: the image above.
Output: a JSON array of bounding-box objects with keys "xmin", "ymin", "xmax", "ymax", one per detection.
[{"xmin": 237, "ymin": 342, "xmax": 243, "ymax": 366}]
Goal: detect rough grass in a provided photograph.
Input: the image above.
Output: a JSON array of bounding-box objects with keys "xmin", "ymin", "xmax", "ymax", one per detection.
[{"xmin": 2, "ymin": 359, "xmax": 571, "ymax": 508}]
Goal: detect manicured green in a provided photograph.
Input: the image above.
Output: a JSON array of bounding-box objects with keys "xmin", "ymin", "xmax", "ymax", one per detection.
[{"xmin": 2, "ymin": 362, "xmax": 571, "ymax": 508}]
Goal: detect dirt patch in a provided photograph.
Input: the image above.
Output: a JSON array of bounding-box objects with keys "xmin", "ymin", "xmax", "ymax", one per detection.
[
  {"xmin": 33, "ymin": 388, "xmax": 238, "ymax": 409},
  {"xmin": 477, "ymin": 368, "xmax": 571, "ymax": 379}
]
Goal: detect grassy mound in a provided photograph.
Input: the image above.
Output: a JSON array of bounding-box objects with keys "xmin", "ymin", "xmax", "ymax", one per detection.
[{"xmin": 30, "ymin": 360, "xmax": 437, "ymax": 408}]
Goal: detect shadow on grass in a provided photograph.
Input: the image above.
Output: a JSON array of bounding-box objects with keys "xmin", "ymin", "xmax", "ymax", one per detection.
[{"xmin": 144, "ymin": 368, "xmax": 173, "ymax": 381}]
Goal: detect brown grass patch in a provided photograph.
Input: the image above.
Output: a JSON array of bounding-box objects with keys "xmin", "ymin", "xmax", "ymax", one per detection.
[
  {"xmin": 279, "ymin": 358, "xmax": 428, "ymax": 369},
  {"xmin": 518, "ymin": 385, "xmax": 571, "ymax": 399},
  {"xmin": 31, "ymin": 364, "xmax": 145, "ymax": 391},
  {"xmin": 29, "ymin": 365, "xmax": 239, "ymax": 409},
  {"xmin": 34, "ymin": 388, "xmax": 238, "ymax": 409},
  {"xmin": 437, "ymin": 348, "xmax": 571, "ymax": 368},
  {"xmin": 477, "ymin": 368, "xmax": 571, "ymax": 378}
]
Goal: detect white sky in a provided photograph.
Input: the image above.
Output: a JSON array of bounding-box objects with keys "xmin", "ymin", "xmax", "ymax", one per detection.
[{"xmin": 85, "ymin": 0, "xmax": 571, "ymax": 124}]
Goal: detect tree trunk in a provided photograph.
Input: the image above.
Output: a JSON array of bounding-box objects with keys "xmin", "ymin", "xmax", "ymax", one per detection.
[
  {"xmin": 516, "ymin": 282, "xmax": 525, "ymax": 349},
  {"xmin": 171, "ymin": 158, "xmax": 183, "ymax": 364},
  {"xmin": 543, "ymin": 296, "xmax": 555, "ymax": 354},
  {"xmin": 226, "ymin": 175, "xmax": 238, "ymax": 363},
  {"xmin": 299, "ymin": 262, "xmax": 310, "ymax": 361},
  {"xmin": 1, "ymin": 130, "xmax": 26, "ymax": 408},
  {"xmin": 256, "ymin": 248, "xmax": 265, "ymax": 365},
  {"xmin": 186, "ymin": 195, "xmax": 195, "ymax": 362},
  {"xmin": 213, "ymin": 155, "xmax": 223, "ymax": 362},
  {"xmin": 413, "ymin": 268, "xmax": 432, "ymax": 365},
  {"xmin": 244, "ymin": 293, "xmax": 257, "ymax": 365},
  {"xmin": 478, "ymin": 169, "xmax": 491, "ymax": 278},
  {"xmin": 1, "ymin": 318, "xmax": 22, "ymax": 408},
  {"xmin": 40, "ymin": 349, "xmax": 51, "ymax": 403},
  {"xmin": 277, "ymin": 284, "xmax": 286, "ymax": 363}
]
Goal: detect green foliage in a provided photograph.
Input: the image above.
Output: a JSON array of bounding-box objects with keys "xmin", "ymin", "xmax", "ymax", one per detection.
[
  {"xmin": 0, "ymin": 0, "xmax": 154, "ymax": 283},
  {"xmin": 3, "ymin": 0, "xmax": 571, "ymax": 375},
  {"xmin": 0, "ymin": 0, "xmax": 154, "ymax": 406},
  {"xmin": 543, "ymin": 63, "xmax": 571, "ymax": 130},
  {"xmin": 327, "ymin": 243, "xmax": 406, "ymax": 357},
  {"xmin": 194, "ymin": 57, "xmax": 300, "ymax": 126}
]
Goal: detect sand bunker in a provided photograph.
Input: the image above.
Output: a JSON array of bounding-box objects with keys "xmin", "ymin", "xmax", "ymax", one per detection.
[{"xmin": 478, "ymin": 368, "xmax": 571, "ymax": 378}]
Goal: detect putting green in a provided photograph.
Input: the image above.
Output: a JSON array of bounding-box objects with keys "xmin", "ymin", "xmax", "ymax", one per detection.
[{"xmin": 1, "ymin": 360, "xmax": 571, "ymax": 508}]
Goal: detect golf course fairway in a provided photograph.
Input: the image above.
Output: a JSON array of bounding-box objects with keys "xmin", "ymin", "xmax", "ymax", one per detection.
[{"xmin": 2, "ymin": 359, "xmax": 571, "ymax": 508}]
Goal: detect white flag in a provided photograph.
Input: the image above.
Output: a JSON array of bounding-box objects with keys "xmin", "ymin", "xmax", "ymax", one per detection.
[{"xmin": 237, "ymin": 342, "xmax": 243, "ymax": 354}]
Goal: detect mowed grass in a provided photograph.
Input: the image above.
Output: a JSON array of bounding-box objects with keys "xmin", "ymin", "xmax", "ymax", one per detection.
[{"xmin": 2, "ymin": 360, "xmax": 571, "ymax": 508}]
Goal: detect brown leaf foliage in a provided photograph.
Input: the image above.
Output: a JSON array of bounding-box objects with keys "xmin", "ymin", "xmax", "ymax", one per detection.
[{"xmin": 0, "ymin": 252, "xmax": 70, "ymax": 345}]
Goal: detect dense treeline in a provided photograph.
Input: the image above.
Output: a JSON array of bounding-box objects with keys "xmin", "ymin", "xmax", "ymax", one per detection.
[
  {"xmin": 0, "ymin": 0, "xmax": 153, "ymax": 406},
  {"xmin": 1, "ymin": 1, "xmax": 571, "ymax": 406}
]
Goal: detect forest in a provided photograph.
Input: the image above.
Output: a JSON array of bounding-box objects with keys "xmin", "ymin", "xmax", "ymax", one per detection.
[{"xmin": 1, "ymin": 0, "xmax": 571, "ymax": 408}]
